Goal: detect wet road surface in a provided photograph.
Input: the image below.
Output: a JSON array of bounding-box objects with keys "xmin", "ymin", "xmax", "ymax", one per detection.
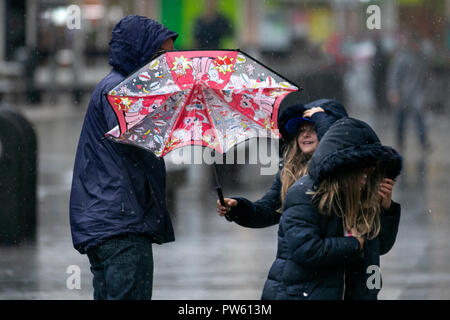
[{"xmin": 0, "ymin": 97, "xmax": 449, "ymax": 299}]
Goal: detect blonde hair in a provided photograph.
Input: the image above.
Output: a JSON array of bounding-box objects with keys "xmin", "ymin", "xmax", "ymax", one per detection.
[
  {"xmin": 309, "ymin": 163, "xmax": 387, "ymax": 240},
  {"xmin": 279, "ymin": 137, "xmax": 311, "ymax": 211}
]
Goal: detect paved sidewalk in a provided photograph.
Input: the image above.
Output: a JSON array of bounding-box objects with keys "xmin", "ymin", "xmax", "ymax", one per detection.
[{"xmin": 0, "ymin": 99, "xmax": 449, "ymax": 299}]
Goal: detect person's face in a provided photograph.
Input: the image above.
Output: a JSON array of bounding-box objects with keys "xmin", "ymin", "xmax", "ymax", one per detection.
[
  {"xmin": 160, "ymin": 38, "xmax": 174, "ymax": 51},
  {"xmin": 296, "ymin": 122, "xmax": 319, "ymax": 155}
]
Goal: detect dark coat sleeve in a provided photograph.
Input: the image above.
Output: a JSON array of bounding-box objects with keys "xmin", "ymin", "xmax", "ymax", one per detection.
[
  {"xmin": 307, "ymin": 99, "xmax": 348, "ymax": 140},
  {"xmin": 378, "ymin": 201, "xmax": 401, "ymax": 255},
  {"xmin": 227, "ymin": 171, "xmax": 282, "ymax": 228},
  {"xmin": 310, "ymin": 112, "xmax": 339, "ymax": 141},
  {"xmin": 282, "ymin": 184, "xmax": 362, "ymax": 268}
]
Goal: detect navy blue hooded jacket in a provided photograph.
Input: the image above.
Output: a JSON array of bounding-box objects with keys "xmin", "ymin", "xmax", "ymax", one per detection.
[
  {"xmin": 261, "ymin": 117, "xmax": 402, "ymax": 300},
  {"xmin": 226, "ymin": 99, "xmax": 348, "ymax": 228},
  {"xmin": 70, "ymin": 16, "xmax": 178, "ymax": 254}
]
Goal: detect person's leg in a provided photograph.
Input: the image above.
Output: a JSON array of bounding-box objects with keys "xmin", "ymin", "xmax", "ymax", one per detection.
[
  {"xmin": 95, "ymin": 234, "xmax": 153, "ymax": 300},
  {"xmin": 414, "ymin": 108, "xmax": 428, "ymax": 147},
  {"xmin": 87, "ymin": 249, "xmax": 107, "ymax": 300},
  {"xmin": 134, "ymin": 235, "xmax": 154, "ymax": 299},
  {"xmin": 396, "ymin": 108, "xmax": 407, "ymax": 150}
]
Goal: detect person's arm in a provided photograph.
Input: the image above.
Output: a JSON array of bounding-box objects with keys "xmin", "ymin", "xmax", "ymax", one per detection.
[
  {"xmin": 378, "ymin": 201, "xmax": 401, "ymax": 255},
  {"xmin": 309, "ymin": 111, "xmax": 338, "ymax": 140},
  {"xmin": 217, "ymin": 171, "xmax": 282, "ymax": 228},
  {"xmin": 283, "ymin": 199, "xmax": 362, "ymax": 268},
  {"xmin": 377, "ymin": 178, "xmax": 401, "ymax": 255},
  {"xmin": 304, "ymin": 106, "xmax": 343, "ymax": 140}
]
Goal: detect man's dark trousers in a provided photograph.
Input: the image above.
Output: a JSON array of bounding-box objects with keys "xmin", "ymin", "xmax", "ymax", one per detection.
[{"xmin": 87, "ymin": 234, "xmax": 153, "ymax": 300}]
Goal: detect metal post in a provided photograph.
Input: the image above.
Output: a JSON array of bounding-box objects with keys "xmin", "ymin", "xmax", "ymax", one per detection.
[
  {"xmin": 71, "ymin": 0, "xmax": 84, "ymax": 104},
  {"xmin": 242, "ymin": 0, "xmax": 261, "ymax": 55},
  {"xmin": 383, "ymin": 0, "xmax": 399, "ymax": 40},
  {"xmin": 0, "ymin": 0, "xmax": 5, "ymax": 61},
  {"xmin": 144, "ymin": 0, "xmax": 161, "ymax": 21},
  {"xmin": 134, "ymin": 0, "xmax": 145, "ymax": 15},
  {"xmin": 331, "ymin": 0, "xmax": 346, "ymax": 34},
  {"xmin": 25, "ymin": 0, "xmax": 37, "ymax": 48}
]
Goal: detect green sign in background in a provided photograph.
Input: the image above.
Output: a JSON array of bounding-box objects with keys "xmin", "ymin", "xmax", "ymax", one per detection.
[{"xmin": 160, "ymin": 0, "xmax": 239, "ymax": 49}]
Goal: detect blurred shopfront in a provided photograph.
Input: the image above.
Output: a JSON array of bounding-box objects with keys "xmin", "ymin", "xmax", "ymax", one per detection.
[{"xmin": 0, "ymin": 0, "xmax": 448, "ymax": 107}]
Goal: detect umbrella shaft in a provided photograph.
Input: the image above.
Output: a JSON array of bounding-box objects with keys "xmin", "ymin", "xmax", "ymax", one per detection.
[{"xmin": 216, "ymin": 186, "xmax": 225, "ymax": 207}]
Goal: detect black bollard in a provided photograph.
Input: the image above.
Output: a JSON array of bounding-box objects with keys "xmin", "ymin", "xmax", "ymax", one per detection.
[{"xmin": 0, "ymin": 106, "xmax": 37, "ymax": 244}]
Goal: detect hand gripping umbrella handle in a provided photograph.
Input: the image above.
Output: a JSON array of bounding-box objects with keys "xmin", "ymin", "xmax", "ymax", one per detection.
[
  {"xmin": 214, "ymin": 161, "xmax": 233, "ymax": 222},
  {"xmin": 216, "ymin": 185, "xmax": 232, "ymax": 222},
  {"xmin": 217, "ymin": 186, "xmax": 226, "ymax": 207},
  {"xmin": 216, "ymin": 186, "xmax": 233, "ymax": 222}
]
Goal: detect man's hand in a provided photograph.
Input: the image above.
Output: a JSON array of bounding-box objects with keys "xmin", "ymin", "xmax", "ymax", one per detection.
[{"xmin": 217, "ymin": 198, "xmax": 238, "ymax": 216}]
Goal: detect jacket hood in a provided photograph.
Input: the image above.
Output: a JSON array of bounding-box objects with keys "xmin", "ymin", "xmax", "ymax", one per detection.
[
  {"xmin": 109, "ymin": 15, "xmax": 178, "ymax": 76},
  {"xmin": 278, "ymin": 97, "xmax": 348, "ymax": 141},
  {"xmin": 305, "ymin": 99, "xmax": 348, "ymax": 121},
  {"xmin": 308, "ymin": 117, "xmax": 402, "ymax": 184}
]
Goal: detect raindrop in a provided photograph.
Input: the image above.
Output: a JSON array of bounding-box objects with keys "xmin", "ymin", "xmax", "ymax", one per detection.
[{"xmin": 428, "ymin": 209, "xmax": 432, "ymax": 214}]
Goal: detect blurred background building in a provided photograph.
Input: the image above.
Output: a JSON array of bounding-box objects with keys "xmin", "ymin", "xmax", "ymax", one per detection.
[{"xmin": 0, "ymin": 0, "xmax": 448, "ymax": 109}]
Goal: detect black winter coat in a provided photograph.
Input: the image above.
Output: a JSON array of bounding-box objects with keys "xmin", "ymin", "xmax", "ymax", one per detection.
[{"xmin": 261, "ymin": 117, "xmax": 402, "ymax": 300}]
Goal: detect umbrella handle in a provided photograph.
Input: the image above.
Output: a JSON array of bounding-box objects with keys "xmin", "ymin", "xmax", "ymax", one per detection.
[
  {"xmin": 217, "ymin": 186, "xmax": 225, "ymax": 207},
  {"xmin": 216, "ymin": 186, "xmax": 232, "ymax": 222},
  {"xmin": 213, "ymin": 159, "xmax": 233, "ymax": 222}
]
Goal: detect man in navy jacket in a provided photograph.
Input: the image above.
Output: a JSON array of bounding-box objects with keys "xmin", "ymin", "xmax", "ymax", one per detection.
[{"xmin": 69, "ymin": 15, "xmax": 178, "ymax": 300}]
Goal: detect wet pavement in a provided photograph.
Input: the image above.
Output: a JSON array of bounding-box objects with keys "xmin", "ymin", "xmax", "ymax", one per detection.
[{"xmin": 0, "ymin": 95, "xmax": 449, "ymax": 300}]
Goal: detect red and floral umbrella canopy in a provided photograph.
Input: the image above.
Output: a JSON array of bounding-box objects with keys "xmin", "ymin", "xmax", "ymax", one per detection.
[{"xmin": 106, "ymin": 50, "xmax": 298, "ymax": 157}]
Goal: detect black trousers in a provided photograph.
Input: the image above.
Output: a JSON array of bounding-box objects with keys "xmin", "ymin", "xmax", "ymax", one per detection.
[
  {"xmin": 396, "ymin": 107, "xmax": 428, "ymax": 148},
  {"xmin": 87, "ymin": 234, "xmax": 154, "ymax": 300}
]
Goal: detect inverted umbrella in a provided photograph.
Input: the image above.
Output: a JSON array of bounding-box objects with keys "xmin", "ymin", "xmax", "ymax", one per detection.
[{"xmin": 105, "ymin": 49, "xmax": 299, "ymax": 217}]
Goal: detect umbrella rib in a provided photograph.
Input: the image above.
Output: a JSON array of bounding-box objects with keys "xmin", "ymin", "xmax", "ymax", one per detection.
[
  {"xmin": 210, "ymin": 88, "xmax": 273, "ymax": 130},
  {"xmin": 238, "ymin": 49, "xmax": 301, "ymax": 89},
  {"xmin": 205, "ymin": 88, "xmax": 274, "ymax": 155},
  {"xmin": 130, "ymin": 93, "xmax": 179, "ymax": 132},
  {"xmin": 201, "ymin": 87, "xmax": 225, "ymax": 154},
  {"xmin": 105, "ymin": 49, "xmax": 300, "ymax": 159},
  {"xmin": 159, "ymin": 92, "xmax": 187, "ymax": 156},
  {"xmin": 161, "ymin": 84, "xmax": 197, "ymax": 156}
]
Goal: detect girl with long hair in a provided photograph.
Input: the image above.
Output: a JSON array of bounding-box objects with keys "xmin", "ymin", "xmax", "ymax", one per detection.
[
  {"xmin": 261, "ymin": 117, "xmax": 402, "ymax": 300},
  {"xmin": 216, "ymin": 97, "xmax": 348, "ymax": 227}
]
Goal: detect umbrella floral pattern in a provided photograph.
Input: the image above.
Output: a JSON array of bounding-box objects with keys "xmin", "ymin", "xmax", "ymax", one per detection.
[{"xmin": 106, "ymin": 50, "xmax": 299, "ymax": 157}]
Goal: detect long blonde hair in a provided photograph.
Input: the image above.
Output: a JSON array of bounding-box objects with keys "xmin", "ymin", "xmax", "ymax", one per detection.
[
  {"xmin": 310, "ymin": 163, "xmax": 387, "ymax": 239},
  {"xmin": 279, "ymin": 137, "xmax": 311, "ymax": 211}
]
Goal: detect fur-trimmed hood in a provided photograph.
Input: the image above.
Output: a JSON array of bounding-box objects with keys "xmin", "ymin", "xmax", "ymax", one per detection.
[{"xmin": 308, "ymin": 117, "xmax": 402, "ymax": 184}]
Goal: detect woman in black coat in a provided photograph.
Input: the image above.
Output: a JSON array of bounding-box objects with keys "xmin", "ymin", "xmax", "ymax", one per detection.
[
  {"xmin": 261, "ymin": 117, "xmax": 402, "ymax": 300},
  {"xmin": 216, "ymin": 98, "xmax": 348, "ymax": 227}
]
